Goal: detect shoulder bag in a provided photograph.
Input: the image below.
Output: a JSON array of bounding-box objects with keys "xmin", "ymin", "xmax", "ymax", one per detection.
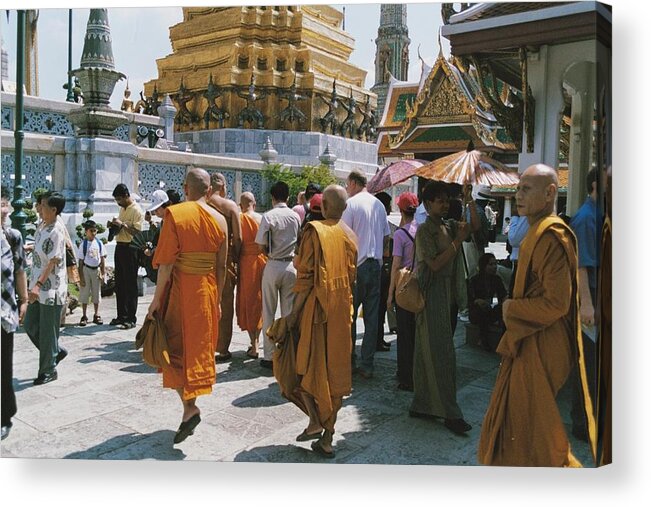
[{"xmin": 394, "ymin": 227, "xmax": 425, "ymax": 314}]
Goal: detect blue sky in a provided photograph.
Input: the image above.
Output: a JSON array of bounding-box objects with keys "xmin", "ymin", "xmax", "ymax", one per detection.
[{"xmin": 1, "ymin": 2, "xmax": 448, "ymax": 110}]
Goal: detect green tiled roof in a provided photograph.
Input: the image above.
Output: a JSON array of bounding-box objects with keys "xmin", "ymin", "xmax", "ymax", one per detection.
[
  {"xmin": 412, "ymin": 126, "xmax": 472, "ymax": 143},
  {"xmin": 392, "ymin": 93, "xmax": 417, "ymax": 123}
]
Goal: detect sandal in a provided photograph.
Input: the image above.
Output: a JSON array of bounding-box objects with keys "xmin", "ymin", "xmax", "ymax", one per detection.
[
  {"xmin": 79, "ymin": 316, "xmax": 88, "ymax": 327},
  {"xmin": 246, "ymin": 347, "xmax": 259, "ymax": 359},
  {"xmin": 93, "ymin": 315, "xmax": 103, "ymax": 325}
]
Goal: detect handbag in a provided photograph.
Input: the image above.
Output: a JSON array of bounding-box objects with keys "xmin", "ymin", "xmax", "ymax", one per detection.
[
  {"xmin": 135, "ymin": 316, "xmax": 171, "ymax": 368},
  {"xmin": 394, "ymin": 227, "xmax": 425, "ymax": 314}
]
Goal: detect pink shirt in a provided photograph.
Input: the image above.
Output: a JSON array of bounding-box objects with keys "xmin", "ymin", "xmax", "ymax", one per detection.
[
  {"xmin": 392, "ymin": 221, "xmax": 419, "ymax": 269},
  {"xmin": 292, "ymin": 204, "xmax": 306, "ymax": 223}
]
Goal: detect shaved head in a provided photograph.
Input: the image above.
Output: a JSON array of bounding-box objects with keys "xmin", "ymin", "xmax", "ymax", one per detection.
[
  {"xmin": 516, "ymin": 164, "xmax": 558, "ymax": 223},
  {"xmin": 322, "ymin": 184, "xmax": 348, "ymax": 219},
  {"xmin": 185, "ymin": 168, "xmax": 211, "ymax": 200},
  {"xmin": 210, "ymin": 172, "xmax": 226, "ymax": 196},
  {"xmin": 522, "ymin": 163, "xmax": 559, "ymax": 187},
  {"xmin": 240, "ymin": 191, "xmax": 256, "ymax": 211}
]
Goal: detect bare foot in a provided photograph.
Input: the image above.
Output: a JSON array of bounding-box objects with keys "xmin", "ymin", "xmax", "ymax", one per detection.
[{"xmin": 182, "ymin": 407, "xmax": 200, "ymax": 423}]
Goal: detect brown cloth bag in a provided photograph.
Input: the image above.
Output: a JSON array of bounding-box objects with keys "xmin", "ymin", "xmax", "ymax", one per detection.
[
  {"xmin": 395, "ymin": 268, "xmax": 425, "ymax": 313},
  {"xmin": 394, "ymin": 227, "xmax": 425, "ymax": 314},
  {"xmin": 135, "ymin": 316, "xmax": 171, "ymax": 368}
]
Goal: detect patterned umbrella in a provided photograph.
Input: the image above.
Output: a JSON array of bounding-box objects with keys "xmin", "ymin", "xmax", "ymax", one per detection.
[
  {"xmin": 367, "ymin": 159, "xmax": 428, "ymax": 194},
  {"xmin": 415, "ymin": 149, "xmax": 519, "ymax": 186}
]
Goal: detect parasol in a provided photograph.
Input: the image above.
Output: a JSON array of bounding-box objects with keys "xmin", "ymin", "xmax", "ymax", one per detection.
[
  {"xmin": 415, "ymin": 148, "xmax": 519, "ymax": 187},
  {"xmin": 367, "ymin": 159, "xmax": 428, "ymax": 194}
]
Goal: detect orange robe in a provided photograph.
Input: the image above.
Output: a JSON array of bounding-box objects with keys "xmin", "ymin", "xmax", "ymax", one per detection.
[
  {"xmin": 152, "ymin": 202, "xmax": 225, "ymax": 400},
  {"xmin": 292, "ymin": 220, "xmax": 357, "ymax": 430},
  {"xmin": 478, "ymin": 216, "xmax": 596, "ymax": 467},
  {"xmin": 236, "ymin": 213, "xmax": 267, "ymax": 332}
]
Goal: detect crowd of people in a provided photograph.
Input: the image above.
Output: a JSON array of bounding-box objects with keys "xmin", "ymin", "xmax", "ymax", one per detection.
[{"xmin": 0, "ymin": 161, "xmax": 605, "ymax": 466}]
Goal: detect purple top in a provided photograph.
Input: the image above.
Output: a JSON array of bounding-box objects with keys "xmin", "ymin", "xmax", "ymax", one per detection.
[{"xmin": 392, "ymin": 220, "xmax": 419, "ymax": 269}]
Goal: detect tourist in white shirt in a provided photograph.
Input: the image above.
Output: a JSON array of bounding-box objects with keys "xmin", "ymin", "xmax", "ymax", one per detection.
[
  {"xmin": 255, "ymin": 181, "xmax": 301, "ymax": 369},
  {"xmin": 341, "ymin": 170, "xmax": 390, "ymax": 379},
  {"xmin": 23, "ymin": 191, "xmax": 68, "ymax": 385}
]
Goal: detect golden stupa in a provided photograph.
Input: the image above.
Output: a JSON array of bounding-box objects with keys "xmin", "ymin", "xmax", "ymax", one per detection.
[{"xmin": 144, "ymin": 5, "xmax": 377, "ymax": 136}]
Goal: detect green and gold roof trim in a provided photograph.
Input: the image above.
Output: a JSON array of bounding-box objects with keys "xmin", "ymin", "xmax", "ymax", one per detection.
[{"xmin": 387, "ymin": 52, "xmax": 516, "ymax": 152}]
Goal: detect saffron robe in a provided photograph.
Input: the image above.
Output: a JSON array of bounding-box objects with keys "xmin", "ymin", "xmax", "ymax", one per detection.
[
  {"xmin": 152, "ymin": 202, "xmax": 225, "ymax": 400},
  {"xmin": 287, "ymin": 220, "xmax": 357, "ymax": 428},
  {"xmin": 236, "ymin": 213, "xmax": 267, "ymax": 332},
  {"xmin": 478, "ymin": 216, "xmax": 596, "ymax": 467}
]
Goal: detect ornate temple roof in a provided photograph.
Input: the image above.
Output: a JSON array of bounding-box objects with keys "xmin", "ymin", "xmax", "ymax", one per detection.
[
  {"xmin": 448, "ymin": 2, "xmax": 573, "ymax": 24},
  {"xmin": 377, "ymin": 51, "xmax": 516, "ymax": 157}
]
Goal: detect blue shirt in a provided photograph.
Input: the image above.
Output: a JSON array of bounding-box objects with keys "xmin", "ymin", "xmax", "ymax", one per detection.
[
  {"xmin": 570, "ymin": 197, "xmax": 602, "ymax": 295},
  {"xmin": 415, "ymin": 202, "xmax": 427, "ymax": 225},
  {"xmin": 507, "ymin": 216, "xmax": 530, "ymax": 261}
]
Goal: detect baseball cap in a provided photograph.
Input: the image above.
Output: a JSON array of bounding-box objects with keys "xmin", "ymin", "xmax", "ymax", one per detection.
[
  {"xmin": 396, "ymin": 192, "xmax": 418, "ymax": 212},
  {"xmin": 148, "ymin": 189, "xmax": 169, "ymax": 212},
  {"xmin": 309, "ymin": 193, "xmax": 323, "ymax": 212}
]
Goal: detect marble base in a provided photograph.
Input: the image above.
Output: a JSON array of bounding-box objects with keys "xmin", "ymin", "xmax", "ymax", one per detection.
[{"xmin": 175, "ymin": 129, "xmax": 379, "ymax": 175}]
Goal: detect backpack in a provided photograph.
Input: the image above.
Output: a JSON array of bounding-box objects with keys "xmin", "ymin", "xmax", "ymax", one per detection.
[{"xmin": 82, "ymin": 238, "xmax": 103, "ymax": 259}]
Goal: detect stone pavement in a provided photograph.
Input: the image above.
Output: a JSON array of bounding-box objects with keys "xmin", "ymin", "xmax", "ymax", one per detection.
[{"xmin": 1, "ymin": 268, "xmax": 593, "ymax": 466}]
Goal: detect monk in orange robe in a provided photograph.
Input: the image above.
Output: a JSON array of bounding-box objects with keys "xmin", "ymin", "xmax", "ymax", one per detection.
[
  {"xmin": 285, "ymin": 185, "xmax": 357, "ymax": 458},
  {"xmin": 147, "ymin": 168, "xmax": 227, "ymax": 444},
  {"xmin": 478, "ymin": 164, "xmax": 596, "ymax": 467},
  {"xmin": 236, "ymin": 191, "xmax": 267, "ymax": 358}
]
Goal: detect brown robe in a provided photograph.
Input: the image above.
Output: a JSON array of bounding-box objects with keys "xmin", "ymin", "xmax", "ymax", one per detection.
[
  {"xmin": 478, "ymin": 216, "xmax": 596, "ymax": 467},
  {"xmin": 270, "ymin": 219, "xmax": 356, "ymax": 431}
]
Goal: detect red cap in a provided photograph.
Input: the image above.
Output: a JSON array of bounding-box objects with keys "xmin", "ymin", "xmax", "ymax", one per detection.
[
  {"xmin": 396, "ymin": 192, "xmax": 418, "ymax": 212},
  {"xmin": 310, "ymin": 193, "xmax": 323, "ymax": 212}
]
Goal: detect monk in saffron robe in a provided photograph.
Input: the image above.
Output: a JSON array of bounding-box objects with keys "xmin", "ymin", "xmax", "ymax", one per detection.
[
  {"xmin": 478, "ymin": 164, "xmax": 596, "ymax": 467},
  {"xmin": 284, "ymin": 185, "xmax": 357, "ymax": 458},
  {"xmin": 148, "ymin": 168, "xmax": 227, "ymax": 444},
  {"xmin": 236, "ymin": 192, "xmax": 267, "ymax": 358},
  {"xmin": 209, "ymin": 172, "xmax": 242, "ymax": 363}
]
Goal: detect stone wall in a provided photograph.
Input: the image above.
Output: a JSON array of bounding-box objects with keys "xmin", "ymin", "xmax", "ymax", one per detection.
[{"xmin": 175, "ymin": 128, "xmax": 379, "ymax": 174}]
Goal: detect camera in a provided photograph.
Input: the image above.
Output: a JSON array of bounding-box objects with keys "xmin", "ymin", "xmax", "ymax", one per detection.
[{"xmin": 107, "ymin": 224, "xmax": 120, "ymax": 242}]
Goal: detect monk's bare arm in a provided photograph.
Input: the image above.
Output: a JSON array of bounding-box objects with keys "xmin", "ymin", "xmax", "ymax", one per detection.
[
  {"xmin": 228, "ymin": 202, "xmax": 242, "ymax": 261},
  {"xmin": 503, "ymin": 233, "xmax": 573, "ymax": 337},
  {"xmin": 213, "ymin": 212, "xmax": 228, "ymax": 302},
  {"xmin": 147, "ymin": 264, "xmax": 173, "ymax": 319}
]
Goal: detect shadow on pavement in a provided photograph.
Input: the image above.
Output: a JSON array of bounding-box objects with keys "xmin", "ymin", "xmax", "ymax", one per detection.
[
  {"xmin": 77, "ymin": 340, "xmax": 143, "ymax": 366},
  {"xmin": 231, "ymin": 384, "xmax": 290, "ymax": 409},
  {"xmin": 64, "ymin": 430, "xmax": 186, "ymax": 460},
  {"xmin": 233, "ymin": 443, "xmax": 331, "ymax": 463}
]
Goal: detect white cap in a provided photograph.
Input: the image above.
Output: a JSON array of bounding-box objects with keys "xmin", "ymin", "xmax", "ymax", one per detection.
[
  {"xmin": 472, "ymin": 183, "xmax": 492, "ymax": 201},
  {"xmin": 148, "ymin": 189, "xmax": 169, "ymax": 212}
]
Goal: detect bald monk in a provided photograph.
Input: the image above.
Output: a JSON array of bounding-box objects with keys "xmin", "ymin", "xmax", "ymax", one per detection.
[
  {"xmin": 284, "ymin": 185, "xmax": 357, "ymax": 458},
  {"xmin": 478, "ymin": 164, "xmax": 596, "ymax": 467},
  {"xmin": 147, "ymin": 168, "xmax": 228, "ymax": 444},
  {"xmin": 208, "ymin": 172, "xmax": 242, "ymax": 362},
  {"xmin": 236, "ymin": 192, "xmax": 267, "ymax": 358}
]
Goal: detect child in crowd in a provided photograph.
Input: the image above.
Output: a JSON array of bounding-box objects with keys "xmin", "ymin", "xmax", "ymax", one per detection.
[{"xmin": 77, "ymin": 220, "xmax": 106, "ymax": 326}]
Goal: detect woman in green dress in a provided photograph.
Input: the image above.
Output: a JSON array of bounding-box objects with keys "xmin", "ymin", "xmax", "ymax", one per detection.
[{"xmin": 410, "ymin": 181, "xmax": 480, "ymax": 435}]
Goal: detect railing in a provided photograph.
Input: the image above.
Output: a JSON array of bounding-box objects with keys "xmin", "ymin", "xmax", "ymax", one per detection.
[{"xmin": 1, "ymin": 91, "xmax": 164, "ymax": 144}]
